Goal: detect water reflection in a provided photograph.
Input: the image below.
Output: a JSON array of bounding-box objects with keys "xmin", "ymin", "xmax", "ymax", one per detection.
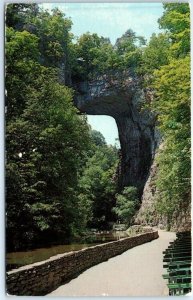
[
  {"xmin": 6, "ymin": 231, "xmax": 129, "ymax": 271},
  {"xmin": 6, "ymin": 243, "xmax": 97, "ymax": 271}
]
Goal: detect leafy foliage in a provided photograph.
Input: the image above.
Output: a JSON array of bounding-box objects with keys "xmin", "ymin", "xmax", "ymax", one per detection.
[
  {"xmin": 6, "ymin": 4, "xmax": 120, "ymax": 249},
  {"xmin": 158, "ymin": 3, "xmax": 190, "ymax": 57},
  {"xmin": 140, "ymin": 33, "xmax": 170, "ymax": 77},
  {"xmin": 146, "ymin": 3, "xmax": 191, "ymax": 228},
  {"xmin": 6, "ymin": 2, "xmax": 190, "ymax": 250},
  {"xmin": 6, "ymin": 5, "xmax": 94, "ymax": 250},
  {"xmin": 153, "ymin": 55, "xmax": 190, "ymax": 226},
  {"xmin": 115, "ymin": 29, "xmax": 145, "ymax": 72},
  {"xmin": 72, "ymin": 29, "xmax": 145, "ymax": 82},
  {"xmin": 78, "ymin": 142, "xmax": 118, "ymax": 229},
  {"xmin": 113, "ymin": 186, "xmax": 139, "ymax": 225},
  {"xmin": 72, "ymin": 32, "xmax": 119, "ymax": 81},
  {"xmin": 6, "ymin": 70, "xmax": 92, "ymax": 249}
]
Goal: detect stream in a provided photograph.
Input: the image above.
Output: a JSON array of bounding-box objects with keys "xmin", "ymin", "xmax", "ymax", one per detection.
[{"xmin": 6, "ymin": 231, "xmax": 129, "ymax": 271}]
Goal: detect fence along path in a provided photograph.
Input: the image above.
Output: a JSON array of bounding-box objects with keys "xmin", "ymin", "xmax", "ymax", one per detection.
[{"xmin": 47, "ymin": 230, "xmax": 176, "ymax": 297}]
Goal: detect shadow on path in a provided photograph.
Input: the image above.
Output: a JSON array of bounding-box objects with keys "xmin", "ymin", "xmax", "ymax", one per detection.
[{"xmin": 47, "ymin": 230, "xmax": 176, "ymax": 297}]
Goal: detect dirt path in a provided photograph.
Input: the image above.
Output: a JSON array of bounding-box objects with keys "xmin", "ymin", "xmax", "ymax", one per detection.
[{"xmin": 47, "ymin": 230, "xmax": 176, "ymax": 297}]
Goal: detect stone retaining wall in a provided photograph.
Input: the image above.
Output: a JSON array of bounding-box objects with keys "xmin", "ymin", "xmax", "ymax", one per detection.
[{"xmin": 6, "ymin": 231, "xmax": 158, "ymax": 296}]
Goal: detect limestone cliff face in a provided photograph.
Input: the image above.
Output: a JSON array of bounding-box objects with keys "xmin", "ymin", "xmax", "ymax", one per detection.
[
  {"xmin": 74, "ymin": 79, "xmax": 158, "ymax": 194},
  {"xmin": 171, "ymin": 202, "xmax": 191, "ymax": 232},
  {"xmin": 134, "ymin": 151, "xmax": 162, "ymax": 227},
  {"xmin": 135, "ymin": 145, "xmax": 191, "ymax": 232}
]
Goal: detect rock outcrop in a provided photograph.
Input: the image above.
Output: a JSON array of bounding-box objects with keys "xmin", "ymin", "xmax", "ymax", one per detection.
[
  {"xmin": 134, "ymin": 151, "xmax": 162, "ymax": 227},
  {"xmin": 74, "ymin": 79, "xmax": 158, "ymax": 194},
  {"xmin": 135, "ymin": 144, "xmax": 191, "ymax": 232}
]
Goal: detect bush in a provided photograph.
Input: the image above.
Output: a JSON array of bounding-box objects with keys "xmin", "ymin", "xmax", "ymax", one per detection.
[{"xmin": 113, "ymin": 186, "xmax": 139, "ymax": 225}]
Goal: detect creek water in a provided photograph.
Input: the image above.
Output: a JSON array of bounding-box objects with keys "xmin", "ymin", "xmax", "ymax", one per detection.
[{"xmin": 6, "ymin": 231, "xmax": 129, "ymax": 271}]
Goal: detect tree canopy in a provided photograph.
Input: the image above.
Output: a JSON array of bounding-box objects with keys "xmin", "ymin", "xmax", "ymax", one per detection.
[
  {"xmin": 6, "ymin": 5, "xmax": 120, "ymax": 250},
  {"xmin": 5, "ymin": 3, "xmax": 190, "ymax": 251},
  {"xmin": 144, "ymin": 3, "xmax": 190, "ymax": 228}
]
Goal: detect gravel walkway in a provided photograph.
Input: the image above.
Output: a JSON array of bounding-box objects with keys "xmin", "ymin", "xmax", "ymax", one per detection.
[{"xmin": 47, "ymin": 230, "xmax": 176, "ymax": 297}]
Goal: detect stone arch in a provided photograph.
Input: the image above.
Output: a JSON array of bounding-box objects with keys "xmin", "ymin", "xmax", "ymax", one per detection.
[{"xmin": 74, "ymin": 81, "xmax": 158, "ymax": 194}]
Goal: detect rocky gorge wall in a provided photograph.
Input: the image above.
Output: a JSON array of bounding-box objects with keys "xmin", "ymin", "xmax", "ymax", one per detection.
[
  {"xmin": 135, "ymin": 153, "xmax": 161, "ymax": 227},
  {"xmin": 7, "ymin": 231, "xmax": 158, "ymax": 296},
  {"xmin": 135, "ymin": 147, "xmax": 191, "ymax": 232}
]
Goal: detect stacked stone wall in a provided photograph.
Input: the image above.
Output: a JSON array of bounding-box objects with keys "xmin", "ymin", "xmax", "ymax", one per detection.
[{"xmin": 7, "ymin": 231, "xmax": 158, "ymax": 296}]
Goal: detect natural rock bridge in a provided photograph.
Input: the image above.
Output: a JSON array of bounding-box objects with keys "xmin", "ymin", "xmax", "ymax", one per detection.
[{"xmin": 74, "ymin": 78, "xmax": 158, "ymax": 193}]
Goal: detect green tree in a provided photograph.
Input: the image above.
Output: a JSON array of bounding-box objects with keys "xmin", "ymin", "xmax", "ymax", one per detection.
[
  {"xmin": 140, "ymin": 33, "xmax": 170, "ymax": 77},
  {"xmin": 31, "ymin": 7, "xmax": 73, "ymax": 84},
  {"xmin": 148, "ymin": 3, "xmax": 191, "ymax": 228},
  {"xmin": 113, "ymin": 186, "xmax": 139, "ymax": 225},
  {"xmin": 90, "ymin": 129, "xmax": 106, "ymax": 147},
  {"xmin": 115, "ymin": 29, "xmax": 146, "ymax": 73},
  {"xmin": 158, "ymin": 3, "xmax": 190, "ymax": 57},
  {"xmin": 6, "ymin": 4, "xmax": 74, "ymax": 84},
  {"xmin": 6, "ymin": 5, "xmax": 93, "ymax": 250},
  {"xmin": 6, "ymin": 27, "xmax": 41, "ymax": 120},
  {"xmin": 78, "ymin": 142, "xmax": 118, "ymax": 229},
  {"xmin": 6, "ymin": 3, "xmax": 39, "ymax": 29},
  {"xmin": 6, "ymin": 70, "xmax": 92, "ymax": 249},
  {"xmin": 153, "ymin": 56, "xmax": 190, "ymax": 228},
  {"xmin": 72, "ymin": 32, "xmax": 118, "ymax": 81}
]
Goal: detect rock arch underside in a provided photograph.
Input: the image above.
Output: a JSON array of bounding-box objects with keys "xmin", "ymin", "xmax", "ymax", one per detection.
[{"xmin": 74, "ymin": 78, "xmax": 158, "ymax": 195}]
